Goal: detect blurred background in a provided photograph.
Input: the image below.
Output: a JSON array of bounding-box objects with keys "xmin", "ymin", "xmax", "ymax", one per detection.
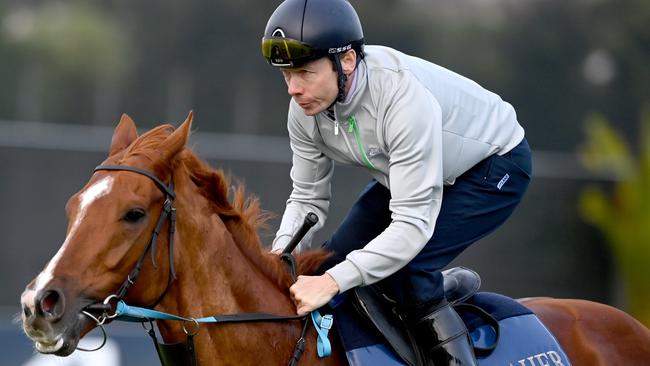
[{"xmin": 1, "ymin": 0, "xmax": 649, "ymax": 364}]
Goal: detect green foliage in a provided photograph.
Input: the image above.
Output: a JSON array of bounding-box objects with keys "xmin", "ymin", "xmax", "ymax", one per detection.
[
  {"xmin": 579, "ymin": 109, "xmax": 650, "ymax": 326},
  {"xmin": 5, "ymin": 3, "xmax": 126, "ymax": 76},
  {"xmin": 0, "ymin": 2, "xmax": 128, "ymax": 123},
  {"xmin": 1, "ymin": 0, "xmax": 649, "ymax": 137}
]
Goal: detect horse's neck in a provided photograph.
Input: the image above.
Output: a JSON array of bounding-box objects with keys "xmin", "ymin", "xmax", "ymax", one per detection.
[
  {"xmin": 148, "ymin": 172, "xmax": 339, "ymax": 364},
  {"xmin": 156, "ymin": 200, "xmax": 294, "ymax": 343},
  {"xmin": 185, "ymin": 223, "xmax": 291, "ymax": 312}
]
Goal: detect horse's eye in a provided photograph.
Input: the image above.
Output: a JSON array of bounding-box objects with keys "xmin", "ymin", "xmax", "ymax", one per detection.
[{"xmin": 123, "ymin": 208, "xmax": 146, "ymax": 223}]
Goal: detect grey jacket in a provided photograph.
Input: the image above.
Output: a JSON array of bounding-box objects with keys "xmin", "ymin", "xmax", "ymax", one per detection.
[{"xmin": 273, "ymin": 45, "xmax": 525, "ymax": 293}]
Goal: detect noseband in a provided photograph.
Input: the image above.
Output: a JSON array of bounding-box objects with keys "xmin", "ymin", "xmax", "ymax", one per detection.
[{"xmin": 84, "ymin": 165, "xmax": 177, "ymax": 318}]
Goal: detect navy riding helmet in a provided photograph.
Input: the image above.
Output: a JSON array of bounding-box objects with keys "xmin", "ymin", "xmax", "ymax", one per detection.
[{"xmin": 261, "ymin": 0, "xmax": 365, "ymax": 102}]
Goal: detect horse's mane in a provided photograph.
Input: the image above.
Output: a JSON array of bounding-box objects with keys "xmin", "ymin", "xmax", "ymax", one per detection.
[
  {"xmin": 121, "ymin": 124, "xmax": 330, "ymax": 290},
  {"xmin": 122, "ymin": 124, "xmax": 174, "ymax": 164}
]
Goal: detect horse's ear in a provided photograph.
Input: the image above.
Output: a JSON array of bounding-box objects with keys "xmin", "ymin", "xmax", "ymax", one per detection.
[
  {"xmin": 109, "ymin": 114, "xmax": 138, "ymax": 156},
  {"xmin": 159, "ymin": 111, "xmax": 193, "ymax": 161}
]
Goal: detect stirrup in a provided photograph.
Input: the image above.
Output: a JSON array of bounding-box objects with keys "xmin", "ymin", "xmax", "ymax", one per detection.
[{"xmin": 412, "ymin": 302, "xmax": 477, "ymax": 366}]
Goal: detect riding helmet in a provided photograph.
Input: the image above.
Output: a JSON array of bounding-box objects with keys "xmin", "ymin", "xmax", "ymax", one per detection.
[{"xmin": 261, "ymin": 0, "xmax": 364, "ymax": 67}]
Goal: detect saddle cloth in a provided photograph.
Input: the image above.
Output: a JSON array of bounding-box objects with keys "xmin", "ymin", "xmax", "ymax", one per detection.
[{"xmin": 332, "ymin": 267, "xmax": 571, "ymax": 366}]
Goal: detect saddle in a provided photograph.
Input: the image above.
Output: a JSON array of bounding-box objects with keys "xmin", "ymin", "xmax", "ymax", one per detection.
[
  {"xmin": 344, "ymin": 267, "xmax": 571, "ymax": 366},
  {"xmin": 349, "ymin": 266, "xmax": 482, "ymax": 366}
]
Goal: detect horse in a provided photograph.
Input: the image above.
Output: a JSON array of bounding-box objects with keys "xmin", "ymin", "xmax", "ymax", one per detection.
[
  {"xmin": 20, "ymin": 112, "xmax": 342, "ymax": 365},
  {"xmin": 20, "ymin": 113, "xmax": 650, "ymax": 365},
  {"xmin": 519, "ymin": 297, "xmax": 650, "ymax": 365}
]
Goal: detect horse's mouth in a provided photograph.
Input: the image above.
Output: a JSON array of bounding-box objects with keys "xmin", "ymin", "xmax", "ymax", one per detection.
[
  {"xmin": 25, "ymin": 311, "xmax": 89, "ymax": 356},
  {"xmin": 29, "ymin": 330, "xmax": 79, "ymax": 356},
  {"xmin": 35, "ymin": 337, "xmax": 67, "ymax": 354}
]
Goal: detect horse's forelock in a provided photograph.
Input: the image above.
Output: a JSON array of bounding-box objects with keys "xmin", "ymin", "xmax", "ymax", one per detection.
[{"xmin": 119, "ymin": 124, "xmax": 176, "ymax": 165}]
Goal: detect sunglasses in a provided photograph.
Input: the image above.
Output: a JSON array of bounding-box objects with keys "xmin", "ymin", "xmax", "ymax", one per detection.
[{"xmin": 261, "ymin": 37, "xmax": 325, "ymax": 67}]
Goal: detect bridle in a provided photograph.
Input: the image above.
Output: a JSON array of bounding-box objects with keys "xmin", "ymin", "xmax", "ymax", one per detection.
[
  {"xmin": 79, "ymin": 165, "xmax": 329, "ymax": 366},
  {"xmin": 81, "ymin": 164, "xmax": 178, "ymax": 342}
]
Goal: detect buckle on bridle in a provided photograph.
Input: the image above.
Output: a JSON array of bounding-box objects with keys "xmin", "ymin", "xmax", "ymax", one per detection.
[
  {"xmin": 182, "ymin": 318, "xmax": 200, "ymax": 336},
  {"xmin": 102, "ymin": 294, "xmax": 121, "ymax": 320},
  {"xmin": 319, "ymin": 314, "xmax": 334, "ymax": 330}
]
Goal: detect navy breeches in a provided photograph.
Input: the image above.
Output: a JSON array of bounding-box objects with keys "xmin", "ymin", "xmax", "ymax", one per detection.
[{"xmin": 320, "ymin": 138, "xmax": 532, "ymax": 312}]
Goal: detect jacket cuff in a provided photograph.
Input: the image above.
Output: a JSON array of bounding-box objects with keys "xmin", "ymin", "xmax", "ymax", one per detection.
[
  {"xmin": 272, "ymin": 235, "xmax": 292, "ymax": 253},
  {"xmin": 326, "ymin": 260, "xmax": 363, "ymax": 293}
]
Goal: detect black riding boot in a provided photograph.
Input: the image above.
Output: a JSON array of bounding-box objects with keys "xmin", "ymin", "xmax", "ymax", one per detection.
[{"xmin": 410, "ymin": 300, "xmax": 477, "ymax": 366}]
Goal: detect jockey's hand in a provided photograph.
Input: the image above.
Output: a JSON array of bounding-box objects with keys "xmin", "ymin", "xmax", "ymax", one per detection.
[{"xmin": 290, "ymin": 273, "xmax": 339, "ymax": 315}]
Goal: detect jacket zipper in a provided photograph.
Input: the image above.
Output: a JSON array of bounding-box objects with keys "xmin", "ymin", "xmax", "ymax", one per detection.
[
  {"xmin": 325, "ymin": 107, "xmax": 339, "ymax": 136},
  {"xmin": 347, "ymin": 116, "xmax": 377, "ymax": 170}
]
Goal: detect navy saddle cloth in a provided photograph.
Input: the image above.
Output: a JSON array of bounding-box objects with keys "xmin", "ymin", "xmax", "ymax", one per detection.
[
  {"xmin": 461, "ymin": 292, "xmax": 571, "ymax": 366},
  {"xmin": 333, "ymin": 268, "xmax": 571, "ymax": 366}
]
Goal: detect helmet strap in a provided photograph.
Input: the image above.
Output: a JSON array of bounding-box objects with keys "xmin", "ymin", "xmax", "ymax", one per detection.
[{"xmin": 332, "ymin": 54, "xmax": 348, "ymax": 103}]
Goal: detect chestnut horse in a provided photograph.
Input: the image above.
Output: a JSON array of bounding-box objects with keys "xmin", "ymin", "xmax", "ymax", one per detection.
[
  {"xmin": 20, "ymin": 113, "xmax": 650, "ymax": 365},
  {"xmin": 520, "ymin": 297, "xmax": 650, "ymax": 365},
  {"xmin": 20, "ymin": 113, "xmax": 342, "ymax": 365}
]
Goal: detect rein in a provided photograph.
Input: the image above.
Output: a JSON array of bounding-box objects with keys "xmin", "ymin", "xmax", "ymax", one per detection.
[{"xmin": 80, "ymin": 165, "xmax": 332, "ymax": 365}]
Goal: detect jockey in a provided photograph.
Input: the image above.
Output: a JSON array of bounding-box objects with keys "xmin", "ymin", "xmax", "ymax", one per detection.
[{"xmin": 261, "ymin": 0, "xmax": 532, "ymax": 364}]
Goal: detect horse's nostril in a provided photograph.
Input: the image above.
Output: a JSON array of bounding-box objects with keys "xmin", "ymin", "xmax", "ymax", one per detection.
[
  {"xmin": 23, "ymin": 304, "xmax": 33, "ymax": 319},
  {"xmin": 40, "ymin": 290, "xmax": 60, "ymax": 316}
]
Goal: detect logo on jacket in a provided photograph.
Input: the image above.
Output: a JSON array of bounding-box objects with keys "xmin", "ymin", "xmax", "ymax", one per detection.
[{"xmin": 367, "ymin": 147, "xmax": 381, "ymax": 157}]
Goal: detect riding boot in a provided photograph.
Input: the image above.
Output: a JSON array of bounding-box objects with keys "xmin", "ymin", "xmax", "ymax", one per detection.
[{"xmin": 409, "ymin": 300, "xmax": 477, "ymax": 366}]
